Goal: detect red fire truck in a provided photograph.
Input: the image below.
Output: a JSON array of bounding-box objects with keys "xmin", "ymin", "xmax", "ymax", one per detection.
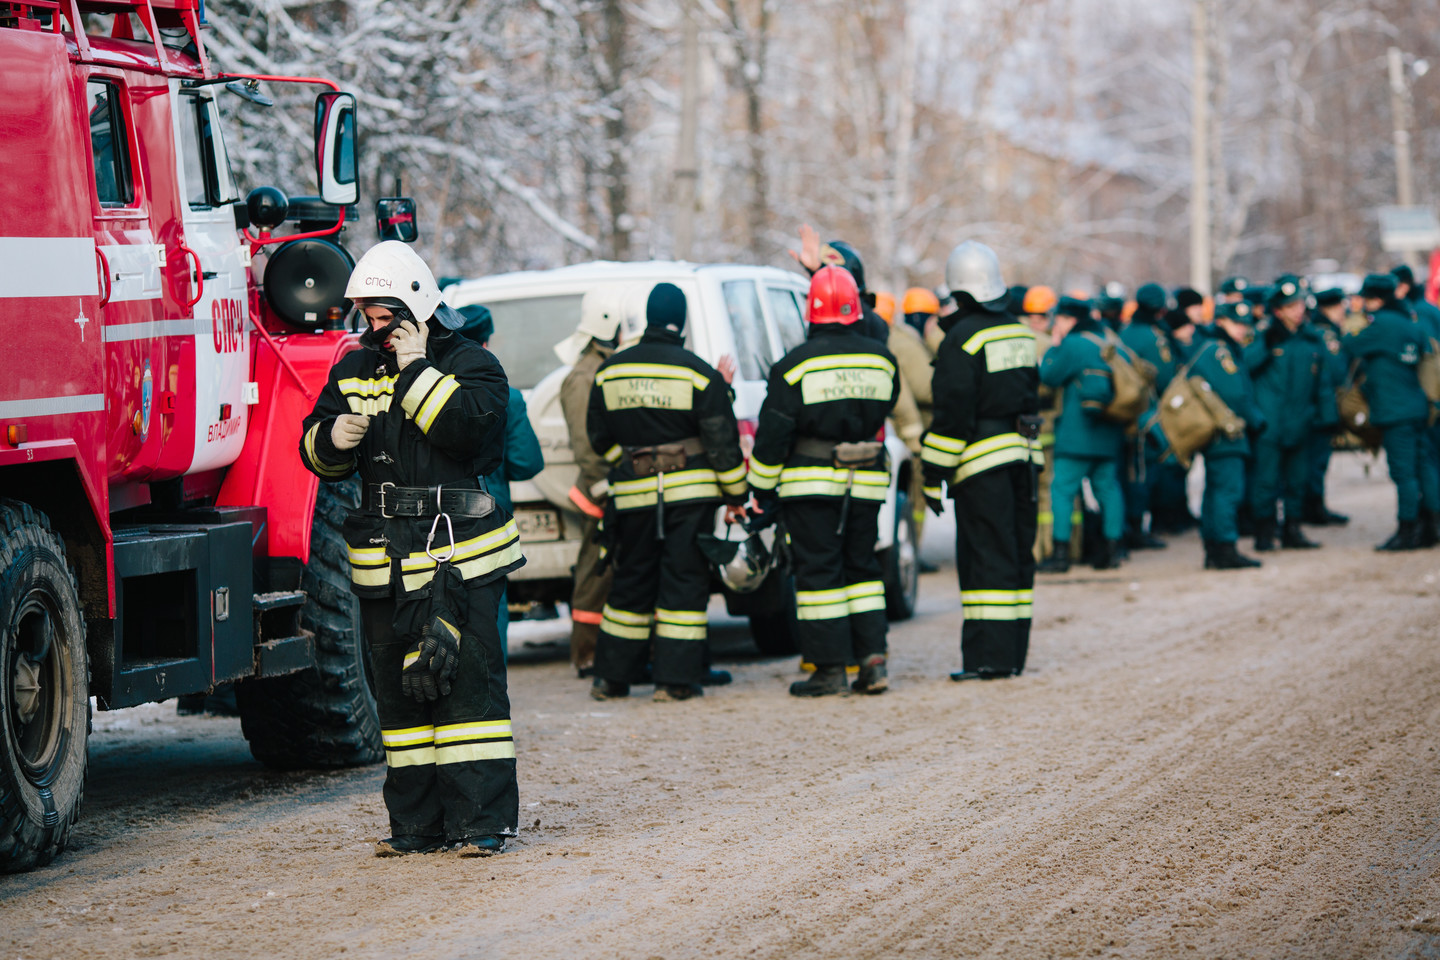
[{"xmin": 1, "ymin": 0, "xmax": 385, "ymax": 872}]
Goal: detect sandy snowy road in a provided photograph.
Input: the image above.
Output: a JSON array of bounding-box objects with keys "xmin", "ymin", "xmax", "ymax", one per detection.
[{"xmin": 3, "ymin": 453, "xmax": 1440, "ymax": 960}]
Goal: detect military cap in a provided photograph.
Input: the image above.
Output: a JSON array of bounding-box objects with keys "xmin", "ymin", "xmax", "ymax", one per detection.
[
  {"xmin": 1056, "ymin": 296, "xmax": 1093, "ymax": 320},
  {"xmin": 1219, "ymin": 276, "xmax": 1250, "ymax": 295},
  {"xmin": 1360, "ymin": 273, "xmax": 1398, "ymax": 300},
  {"xmin": 1135, "ymin": 282, "xmax": 1168, "ymax": 312},
  {"xmin": 1174, "ymin": 287, "xmax": 1205, "ymax": 310},
  {"xmin": 1214, "ymin": 301, "xmax": 1255, "ymax": 325},
  {"xmin": 1096, "ymin": 294, "xmax": 1124, "ymax": 316},
  {"xmin": 1268, "ymin": 274, "xmax": 1304, "ymax": 309},
  {"xmin": 1242, "ymin": 285, "xmax": 1270, "ymax": 306},
  {"xmin": 1313, "ymin": 287, "xmax": 1346, "ymax": 308},
  {"xmin": 455, "ymin": 303, "xmax": 494, "ymax": 343}
]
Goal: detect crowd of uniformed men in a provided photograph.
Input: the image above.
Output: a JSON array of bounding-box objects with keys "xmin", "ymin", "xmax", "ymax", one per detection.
[{"xmin": 298, "ymin": 233, "xmax": 1440, "ymax": 858}]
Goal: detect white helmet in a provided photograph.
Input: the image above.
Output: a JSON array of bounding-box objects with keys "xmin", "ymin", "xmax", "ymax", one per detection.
[
  {"xmin": 698, "ymin": 519, "xmax": 775, "ymax": 594},
  {"xmin": 346, "ymin": 241, "xmax": 451, "ymax": 325},
  {"xmin": 616, "ymin": 283, "xmax": 649, "ymax": 349},
  {"xmin": 554, "ymin": 287, "xmax": 625, "ymax": 365},
  {"xmin": 945, "ymin": 240, "xmax": 1006, "ymax": 304}
]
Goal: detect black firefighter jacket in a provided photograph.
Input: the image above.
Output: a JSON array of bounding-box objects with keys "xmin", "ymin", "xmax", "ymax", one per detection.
[
  {"xmin": 748, "ymin": 323, "xmax": 899, "ymax": 502},
  {"xmin": 586, "ymin": 328, "xmax": 747, "ymax": 512},
  {"xmin": 921, "ymin": 306, "xmax": 1042, "ymax": 497},
  {"xmin": 299, "ymin": 328, "xmax": 525, "ymax": 599}
]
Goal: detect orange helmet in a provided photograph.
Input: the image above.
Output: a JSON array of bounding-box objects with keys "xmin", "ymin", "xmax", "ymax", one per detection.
[
  {"xmin": 1022, "ymin": 285, "xmax": 1058, "ymax": 315},
  {"xmin": 874, "ymin": 291, "xmax": 896, "ymax": 324},
  {"xmin": 807, "ymin": 265, "xmax": 862, "ymax": 325},
  {"xmin": 901, "ymin": 287, "xmax": 940, "ymax": 316}
]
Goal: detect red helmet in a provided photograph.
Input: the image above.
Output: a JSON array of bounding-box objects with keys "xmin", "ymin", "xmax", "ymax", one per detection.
[{"xmin": 807, "ymin": 265, "xmax": 862, "ymax": 325}]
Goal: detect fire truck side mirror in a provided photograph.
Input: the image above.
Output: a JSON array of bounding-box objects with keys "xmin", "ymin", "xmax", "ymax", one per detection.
[
  {"xmin": 314, "ymin": 92, "xmax": 359, "ymax": 207},
  {"xmin": 375, "ymin": 197, "xmax": 418, "ymax": 243}
]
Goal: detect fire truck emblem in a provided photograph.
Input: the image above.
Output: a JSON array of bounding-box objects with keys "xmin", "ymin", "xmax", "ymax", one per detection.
[
  {"xmin": 74, "ymin": 299, "xmax": 89, "ymax": 342},
  {"xmin": 140, "ymin": 361, "xmax": 154, "ymax": 442}
]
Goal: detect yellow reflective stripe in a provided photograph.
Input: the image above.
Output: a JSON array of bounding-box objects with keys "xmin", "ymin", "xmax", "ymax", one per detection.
[
  {"xmin": 403, "ymin": 650, "xmax": 421, "ymax": 669},
  {"xmin": 961, "ymin": 323, "xmax": 1035, "ymax": 355},
  {"xmin": 749, "ymin": 459, "xmax": 783, "ymax": 478},
  {"xmin": 958, "ymin": 433, "xmax": 1030, "ymax": 463},
  {"xmin": 401, "ymin": 365, "xmax": 444, "ymax": 418},
  {"xmin": 612, "ymin": 470, "xmax": 723, "ymax": 509},
  {"xmin": 338, "ymin": 376, "xmax": 398, "ymax": 395},
  {"xmin": 414, "ymin": 374, "xmax": 460, "ymax": 433},
  {"xmin": 783, "ymin": 353, "xmax": 895, "ymax": 385},
  {"xmin": 923, "ymin": 432, "xmax": 967, "ymax": 453},
  {"xmin": 595, "ymin": 363, "xmax": 710, "ymax": 390},
  {"xmin": 776, "ymin": 467, "xmax": 889, "ymax": 500},
  {"xmin": 778, "ymin": 482, "xmax": 889, "ymax": 500},
  {"xmin": 350, "ymin": 564, "xmax": 391, "ymax": 587},
  {"xmin": 962, "ymin": 604, "xmax": 1034, "ymax": 621},
  {"xmin": 960, "ymin": 589, "xmax": 1032, "ymax": 604},
  {"xmin": 345, "ymin": 393, "xmax": 393, "ymax": 415},
  {"xmin": 796, "ymin": 587, "xmax": 851, "ymax": 621},
  {"xmin": 400, "ymin": 521, "xmax": 523, "ymax": 572},
  {"xmin": 604, "ymin": 444, "xmax": 622, "ymax": 463},
  {"xmin": 602, "ymin": 606, "xmax": 654, "ymax": 626},
  {"xmin": 610, "ymin": 470, "xmax": 721, "ymax": 495},
  {"xmin": 400, "ymin": 536, "xmax": 523, "ymax": 592},
  {"xmin": 303, "ymin": 422, "xmax": 352, "ymax": 477},
  {"xmin": 717, "ymin": 464, "xmax": 747, "ymax": 486},
  {"xmin": 721, "ymin": 478, "xmax": 748, "ymax": 497},
  {"xmin": 655, "ymin": 608, "xmax": 708, "ymax": 625},
  {"xmin": 953, "ymin": 446, "xmax": 1037, "ymax": 482},
  {"xmin": 434, "ymin": 721, "xmax": 512, "ymax": 744},
  {"xmin": 386, "ymin": 746, "xmax": 436, "ymax": 767},
  {"xmin": 921, "ymin": 446, "xmax": 963, "ymax": 469},
  {"xmin": 797, "ymin": 587, "xmax": 848, "ymax": 604},
  {"xmin": 923, "ymin": 485, "xmax": 943, "ymax": 499},
  {"xmin": 601, "ymin": 620, "xmax": 652, "ymax": 640},
  {"xmin": 348, "ymin": 544, "xmax": 387, "ymax": 564},
  {"xmin": 655, "ymin": 622, "xmax": 707, "ymax": 640},
  {"xmin": 846, "ymin": 580, "xmax": 885, "ymax": 614},
  {"xmin": 436, "ymin": 740, "xmax": 516, "ymax": 764},
  {"xmin": 382, "ymin": 725, "xmax": 435, "ymax": 747}
]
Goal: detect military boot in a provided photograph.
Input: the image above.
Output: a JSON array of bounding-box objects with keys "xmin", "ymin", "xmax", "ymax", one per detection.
[
  {"xmin": 374, "ymin": 835, "xmax": 445, "ymax": 857},
  {"xmin": 450, "ymin": 835, "xmax": 505, "ymax": 857},
  {"xmin": 653, "ymin": 683, "xmax": 703, "ymax": 702},
  {"xmin": 1253, "ymin": 518, "xmax": 1276, "ymax": 552},
  {"xmin": 851, "ymin": 654, "xmax": 889, "ymax": 695},
  {"xmin": 589, "ymin": 677, "xmax": 631, "ymax": 701},
  {"xmin": 1301, "ymin": 494, "xmax": 1331, "ymax": 526},
  {"xmin": 1091, "ymin": 539, "xmax": 1122, "ymax": 570},
  {"xmin": 1280, "ymin": 520, "xmax": 1321, "ymax": 549},
  {"xmin": 1037, "ymin": 541, "xmax": 1071, "ymax": 574},
  {"xmin": 1323, "ymin": 506, "xmax": 1350, "ymax": 525},
  {"xmin": 1125, "ymin": 528, "xmax": 1167, "ymax": 550},
  {"xmin": 789, "ymin": 665, "xmax": 848, "ymax": 697},
  {"xmin": 1208, "ymin": 540, "xmax": 1262, "ymax": 569},
  {"xmin": 1420, "ymin": 511, "xmax": 1439, "ymax": 548},
  {"xmin": 1377, "ymin": 520, "xmax": 1422, "ymax": 552}
]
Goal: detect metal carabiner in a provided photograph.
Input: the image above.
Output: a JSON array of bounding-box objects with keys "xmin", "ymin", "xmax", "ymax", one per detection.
[{"xmin": 426, "ymin": 512, "xmax": 457, "ymax": 563}]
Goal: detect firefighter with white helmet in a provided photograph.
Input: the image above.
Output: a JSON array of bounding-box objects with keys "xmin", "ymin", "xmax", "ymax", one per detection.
[
  {"xmin": 921, "ymin": 241, "xmax": 1043, "ymax": 682},
  {"xmin": 300, "ymin": 241, "xmax": 523, "ymax": 857},
  {"xmin": 748, "ymin": 265, "xmax": 900, "ymax": 696}
]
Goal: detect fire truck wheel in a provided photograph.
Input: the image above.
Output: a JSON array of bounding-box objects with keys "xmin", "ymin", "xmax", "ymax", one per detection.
[
  {"xmin": 236, "ymin": 479, "xmax": 382, "ymax": 769},
  {"xmin": 882, "ymin": 490, "xmax": 919, "ymax": 622},
  {"xmin": 0, "ymin": 500, "xmax": 89, "ymax": 874},
  {"xmin": 748, "ymin": 572, "xmax": 798, "ymax": 658}
]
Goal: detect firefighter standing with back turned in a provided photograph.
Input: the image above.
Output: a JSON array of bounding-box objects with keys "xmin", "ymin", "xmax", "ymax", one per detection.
[
  {"xmin": 587, "ymin": 283, "xmax": 748, "ymax": 703},
  {"xmin": 748, "ymin": 266, "xmax": 899, "ymax": 696},
  {"xmin": 921, "ymin": 242, "xmax": 1044, "ymax": 682},
  {"xmin": 299, "ymin": 241, "xmax": 524, "ymax": 858}
]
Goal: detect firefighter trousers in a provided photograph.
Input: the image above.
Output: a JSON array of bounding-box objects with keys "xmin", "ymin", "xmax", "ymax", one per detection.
[
  {"xmin": 954, "ymin": 463, "xmax": 1037, "ymax": 675},
  {"xmin": 786, "ymin": 497, "xmax": 887, "ymax": 667},
  {"xmin": 594, "ymin": 502, "xmax": 712, "ymax": 687},
  {"xmin": 360, "ymin": 580, "xmax": 519, "ymax": 841},
  {"xmin": 569, "ymin": 511, "xmax": 613, "ymax": 671}
]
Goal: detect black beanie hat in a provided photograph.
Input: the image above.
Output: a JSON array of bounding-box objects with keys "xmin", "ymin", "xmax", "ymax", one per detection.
[
  {"xmin": 1175, "ymin": 287, "xmax": 1204, "ymax": 310},
  {"xmin": 647, "ymin": 282, "xmax": 687, "ymax": 334}
]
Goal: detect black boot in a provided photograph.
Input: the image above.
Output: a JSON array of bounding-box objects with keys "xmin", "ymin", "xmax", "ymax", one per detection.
[
  {"xmin": 789, "ymin": 665, "xmax": 848, "ymax": 697},
  {"xmin": 449, "ymin": 835, "xmax": 505, "ymax": 857},
  {"xmin": 851, "ymin": 654, "xmax": 889, "ymax": 695},
  {"xmin": 1125, "ymin": 528, "xmax": 1167, "ymax": 550},
  {"xmin": 1037, "ymin": 541, "xmax": 1071, "ymax": 574},
  {"xmin": 1280, "ymin": 520, "xmax": 1321, "ymax": 549},
  {"xmin": 1202, "ymin": 539, "xmax": 1219, "ymax": 569},
  {"xmin": 375, "ymin": 835, "xmax": 445, "ymax": 857},
  {"xmin": 1091, "ymin": 538, "xmax": 1122, "ymax": 570},
  {"xmin": 1420, "ymin": 511, "xmax": 1439, "ymax": 548},
  {"xmin": 653, "ymin": 683, "xmax": 703, "ymax": 702},
  {"xmin": 589, "ymin": 677, "xmax": 630, "ymax": 701},
  {"xmin": 1209, "ymin": 540, "xmax": 1262, "ymax": 569},
  {"xmin": 1253, "ymin": 518, "xmax": 1276, "ymax": 552},
  {"xmin": 1323, "ymin": 506, "xmax": 1350, "ymax": 525},
  {"xmin": 1377, "ymin": 519, "xmax": 1422, "ymax": 552},
  {"xmin": 1301, "ymin": 494, "xmax": 1330, "ymax": 526},
  {"xmin": 1236, "ymin": 503, "xmax": 1255, "ymax": 537}
]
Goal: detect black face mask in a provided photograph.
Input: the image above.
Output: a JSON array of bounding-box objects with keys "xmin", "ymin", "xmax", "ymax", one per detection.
[{"xmin": 358, "ymin": 308, "xmax": 414, "ymax": 351}]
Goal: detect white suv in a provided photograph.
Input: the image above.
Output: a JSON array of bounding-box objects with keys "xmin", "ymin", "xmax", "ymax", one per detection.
[{"xmin": 444, "ymin": 260, "xmax": 919, "ymax": 654}]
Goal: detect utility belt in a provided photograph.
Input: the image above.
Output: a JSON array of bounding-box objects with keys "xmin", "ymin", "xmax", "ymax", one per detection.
[
  {"xmin": 793, "ymin": 436, "xmax": 885, "ymax": 469},
  {"xmin": 363, "ymin": 481, "xmax": 496, "ymax": 520},
  {"xmin": 794, "ymin": 436, "xmax": 887, "ymax": 534},
  {"xmin": 624, "ymin": 437, "xmax": 705, "ymax": 477}
]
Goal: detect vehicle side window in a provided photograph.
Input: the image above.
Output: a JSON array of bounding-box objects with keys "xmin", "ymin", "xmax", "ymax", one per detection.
[
  {"xmin": 87, "ymin": 80, "xmax": 133, "ymax": 206},
  {"xmin": 721, "ymin": 280, "xmax": 774, "ymax": 382},
  {"xmin": 178, "ymin": 95, "xmax": 209, "ymax": 208},
  {"xmin": 768, "ymin": 286, "xmax": 807, "ymax": 352},
  {"xmin": 178, "ymin": 95, "xmax": 238, "ymax": 208}
]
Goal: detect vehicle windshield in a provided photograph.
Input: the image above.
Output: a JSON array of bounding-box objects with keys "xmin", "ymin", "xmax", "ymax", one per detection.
[{"xmin": 472, "ymin": 293, "xmax": 585, "ymax": 389}]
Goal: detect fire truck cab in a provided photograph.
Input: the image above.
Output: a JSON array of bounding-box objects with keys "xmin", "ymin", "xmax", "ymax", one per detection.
[{"xmin": 1, "ymin": 0, "xmax": 379, "ymax": 873}]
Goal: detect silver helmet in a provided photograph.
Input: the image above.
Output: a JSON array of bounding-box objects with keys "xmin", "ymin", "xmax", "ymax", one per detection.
[
  {"xmin": 944, "ymin": 241, "xmax": 1006, "ymax": 304},
  {"xmin": 718, "ymin": 532, "xmax": 773, "ymax": 594}
]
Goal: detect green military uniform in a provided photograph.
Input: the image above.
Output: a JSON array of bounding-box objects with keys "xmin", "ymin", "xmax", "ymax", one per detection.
[
  {"xmin": 1120, "ymin": 283, "xmax": 1174, "ymax": 547},
  {"xmin": 1243, "ymin": 277, "xmax": 1337, "ymax": 550},
  {"xmin": 1037, "ymin": 301, "xmax": 1126, "ymax": 570},
  {"xmin": 1344, "ymin": 273, "xmax": 1440, "ymax": 549},
  {"xmin": 1304, "ymin": 290, "xmax": 1352, "ymax": 525}
]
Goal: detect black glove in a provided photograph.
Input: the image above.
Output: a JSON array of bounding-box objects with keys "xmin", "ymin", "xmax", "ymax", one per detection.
[
  {"xmin": 923, "ymin": 483, "xmax": 946, "ymax": 517},
  {"xmin": 746, "ymin": 491, "xmax": 782, "ymax": 532},
  {"xmin": 401, "ymin": 614, "xmax": 462, "ymax": 702}
]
